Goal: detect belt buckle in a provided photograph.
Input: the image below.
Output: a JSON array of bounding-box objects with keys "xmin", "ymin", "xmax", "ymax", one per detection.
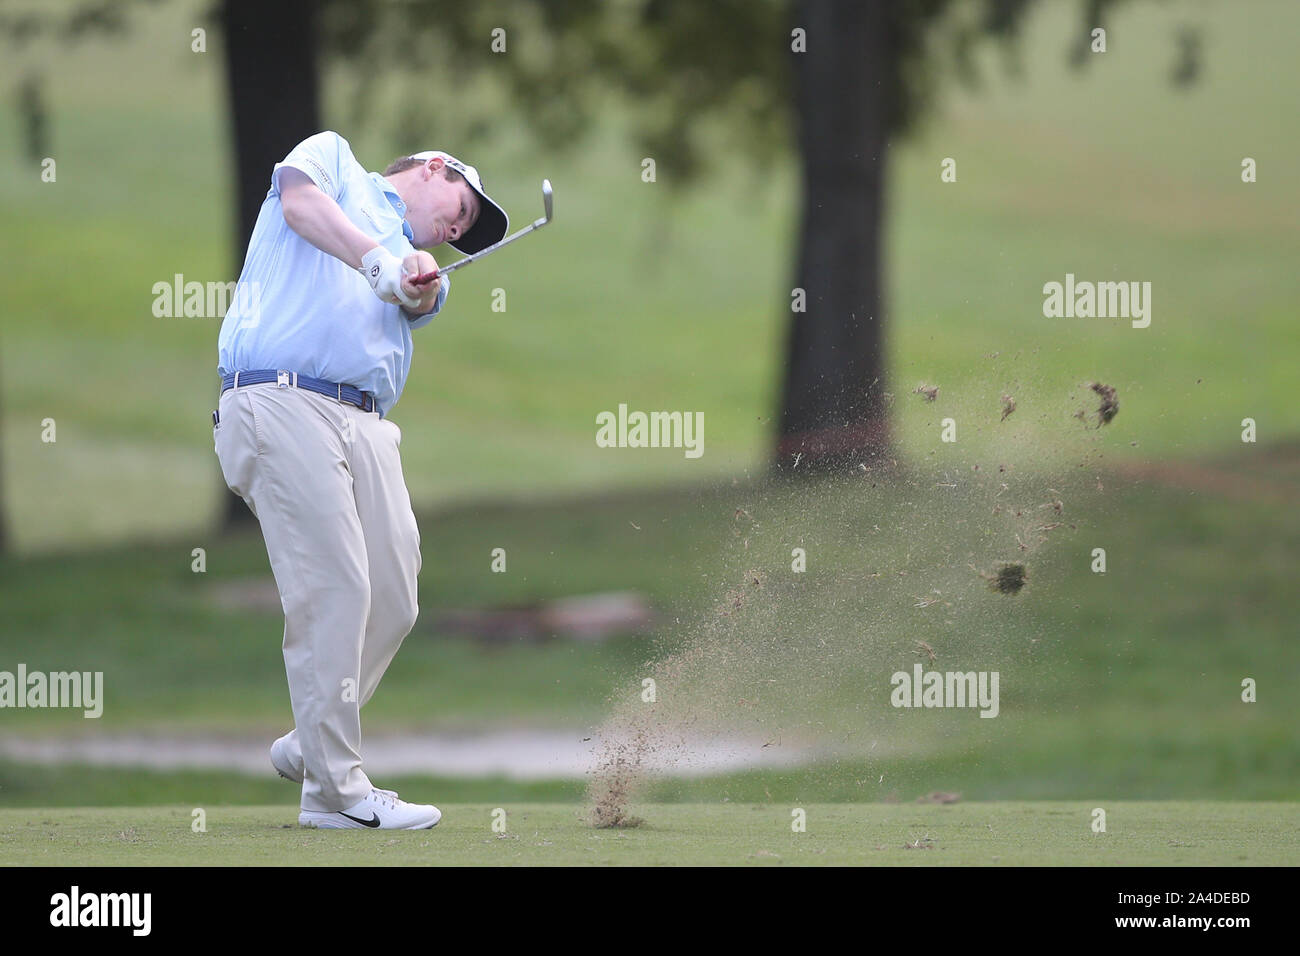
[{"xmin": 277, "ymin": 370, "xmax": 291, "ymax": 388}]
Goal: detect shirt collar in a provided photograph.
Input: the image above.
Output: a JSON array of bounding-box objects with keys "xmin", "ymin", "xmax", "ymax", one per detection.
[{"xmin": 373, "ymin": 173, "xmax": 415, "ymax": 242}]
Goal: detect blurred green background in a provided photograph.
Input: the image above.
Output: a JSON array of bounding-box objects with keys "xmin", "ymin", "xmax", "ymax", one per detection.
[{"xmin": 0, "ymin": 0, "xmax": 1296, "ymax": 809}]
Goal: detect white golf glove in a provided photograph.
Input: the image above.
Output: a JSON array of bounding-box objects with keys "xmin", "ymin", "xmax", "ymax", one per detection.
[{"xmin": 360, "ymin": 246, "xmax": 419, "ymax": 308}]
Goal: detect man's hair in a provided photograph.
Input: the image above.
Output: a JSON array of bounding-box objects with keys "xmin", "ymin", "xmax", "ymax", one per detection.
[{"xmin": 383, "ymin": 156, "xmax": 465, "ymax": 184}]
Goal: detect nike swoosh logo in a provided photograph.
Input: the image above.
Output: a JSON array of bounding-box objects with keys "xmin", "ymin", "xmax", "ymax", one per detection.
[{"xmin": 341, "ymin": 811, "xmax": 380, "ymax": 828}]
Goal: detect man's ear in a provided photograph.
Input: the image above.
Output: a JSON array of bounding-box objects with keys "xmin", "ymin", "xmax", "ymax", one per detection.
[{"xmin": 423, "ymin": 156, "xmax": 444, "ymax": 180}]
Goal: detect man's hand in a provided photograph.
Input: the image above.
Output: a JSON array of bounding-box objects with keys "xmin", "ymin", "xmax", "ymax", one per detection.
[
  {"xmin": 360, "ymin": 247, "xmax": 419, "ymax": 308},
  {"xmin": 399, "ymin": 251, "xmax": 441, "ymax": 316}
]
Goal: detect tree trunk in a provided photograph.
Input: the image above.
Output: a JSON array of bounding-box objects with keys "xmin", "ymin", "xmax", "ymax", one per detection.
[
  {"xmin": 217, "ymin": 0, "xmax": 322, "ymax": 527},
  {"xmin": 776, "ymin": 0, "xmax": 895, "ymax": 473}
]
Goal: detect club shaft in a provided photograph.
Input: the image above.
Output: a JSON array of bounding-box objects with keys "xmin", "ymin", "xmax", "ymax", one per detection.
[{"xmin": 438, "ymin": 219, "xmax": 546, "ymax": 275}]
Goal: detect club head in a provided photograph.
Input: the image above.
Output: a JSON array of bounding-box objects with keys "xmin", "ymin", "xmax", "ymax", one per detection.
[{"xmin": 542, "ymin": 179, "xmax": 553, "ymax": 222}]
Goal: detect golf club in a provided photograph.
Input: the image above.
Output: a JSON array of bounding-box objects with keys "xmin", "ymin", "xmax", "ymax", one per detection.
[{"xmin": 412, "ymin": 179, "xmax": 553, "ymax": 285}]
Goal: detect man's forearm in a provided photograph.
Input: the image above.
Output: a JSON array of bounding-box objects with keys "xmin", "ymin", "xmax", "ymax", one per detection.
[{"xmin": 279, "ymin": 168, "xmax": 378, "ymax": 269}]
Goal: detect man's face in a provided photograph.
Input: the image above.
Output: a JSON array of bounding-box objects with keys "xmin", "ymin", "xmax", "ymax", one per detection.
[{"xmin": 407, "ymin": 158, "xmax": 480, "ymax": 250}]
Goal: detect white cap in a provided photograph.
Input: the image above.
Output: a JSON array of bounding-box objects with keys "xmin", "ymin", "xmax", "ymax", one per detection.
[{"xmin": 407, "ymin": 150, "xmax": 508, "ymax": 254}]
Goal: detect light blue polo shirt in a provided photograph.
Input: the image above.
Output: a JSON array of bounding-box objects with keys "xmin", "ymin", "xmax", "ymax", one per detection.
[{"xmin": 217, "ymin": 131, "xmax": 449, "ymax": 417}]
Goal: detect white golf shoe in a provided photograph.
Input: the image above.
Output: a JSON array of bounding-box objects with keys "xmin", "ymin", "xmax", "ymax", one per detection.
[
  {"xmin": 298, "ymin": 789, "xmax": 442, "ymax": 830},
  {"xmin": 270, "ymin": 733, "xmax": 303, "ymax": 783}
]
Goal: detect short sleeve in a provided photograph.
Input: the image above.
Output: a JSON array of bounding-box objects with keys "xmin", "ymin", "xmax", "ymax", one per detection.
[
  {"xmin": 272, "ymin": 131, "xmax": 350, "ymax": 201},
  {"xmin": 404, "ymin": 275, "xmax": 450, "ymax": 331}
]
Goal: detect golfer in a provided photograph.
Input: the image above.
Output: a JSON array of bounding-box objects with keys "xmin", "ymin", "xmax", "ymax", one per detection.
[{"xmin": 213, "ymin": 131, "xmax": 507, "ymax": 829}]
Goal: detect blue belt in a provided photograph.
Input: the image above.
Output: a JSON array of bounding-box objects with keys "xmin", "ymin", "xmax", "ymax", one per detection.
[{"xmin": 220, "ymin": 369, "xmax": 377, "ymax": 414}]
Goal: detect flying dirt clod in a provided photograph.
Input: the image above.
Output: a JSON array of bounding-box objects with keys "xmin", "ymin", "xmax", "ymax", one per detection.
[
  {"xmin": 1088, "ymin": 382, "xmax": 1119, "ymax": 427},
  {"xmin": 975, "ymin": 561, "xmax": 1028, "ymax": 595}
]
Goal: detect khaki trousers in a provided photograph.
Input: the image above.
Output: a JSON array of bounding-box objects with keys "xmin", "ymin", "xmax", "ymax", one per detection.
[{"xmin": 213, "ymin": 381, "xmax": 421, "ymax": 811}]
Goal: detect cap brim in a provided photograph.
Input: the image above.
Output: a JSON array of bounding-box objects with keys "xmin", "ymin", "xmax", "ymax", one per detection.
[{"xmin": 450, "ymin": 191, "xmax": 508, "ymax": 255}]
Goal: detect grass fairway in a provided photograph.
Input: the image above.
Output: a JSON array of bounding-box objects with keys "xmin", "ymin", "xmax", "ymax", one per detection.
[
  {"xmin": 3, "ymin": 450, "xmax": 1298, "ymax": 805},
  {"xmin": 3, "ymin": 803, "xmax": 1295, "ymax": 866}
]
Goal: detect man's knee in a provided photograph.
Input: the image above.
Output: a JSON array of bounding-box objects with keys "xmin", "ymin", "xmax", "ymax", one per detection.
[{"xmin": 283, "ymin": 564, "xmax": 371, "ymax": 627}]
